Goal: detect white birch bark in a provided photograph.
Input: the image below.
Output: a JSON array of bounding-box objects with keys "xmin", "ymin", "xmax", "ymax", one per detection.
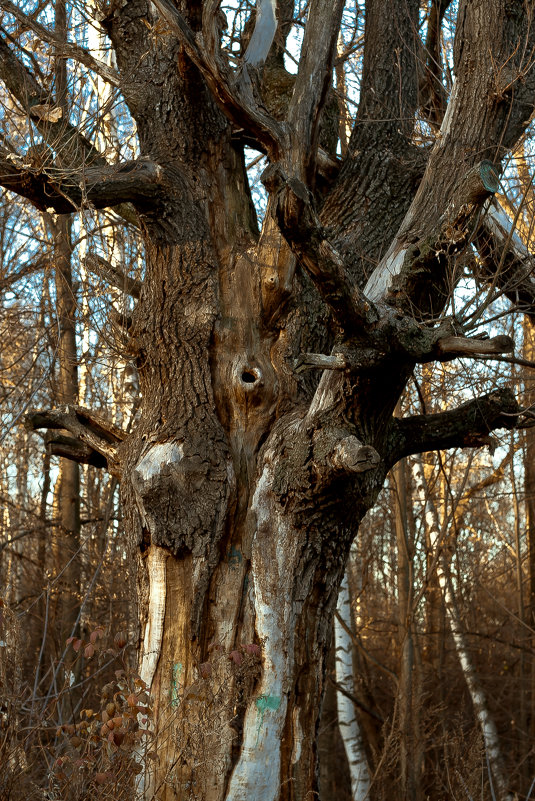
[
  {"xmin": 335, "ymin": 570, "xmax": 371, "ymax": 801},
  {"xmin": 411, "ymin": 456, "xmax": 513, "ymax": 801},
  {"xmin": 225, "ymin": 460, "xmax": 296, "ymax": 801}
]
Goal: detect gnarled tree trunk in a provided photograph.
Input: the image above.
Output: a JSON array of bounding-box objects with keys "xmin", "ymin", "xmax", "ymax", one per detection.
[{"xmin": 3, "ymin": 0, "xmax": 535, "ymax": 798}]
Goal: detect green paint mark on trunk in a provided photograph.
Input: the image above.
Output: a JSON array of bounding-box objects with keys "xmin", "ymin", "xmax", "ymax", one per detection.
[
  {"xmin": 254, "ymin": 694, "xmax": 281, "ymax": 745},
  {"xmin": 228, "ymin": 544, "xmax": 242, "ymax": 567}
]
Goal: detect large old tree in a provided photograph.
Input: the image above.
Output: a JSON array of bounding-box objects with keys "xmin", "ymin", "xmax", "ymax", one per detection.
[{"xmin": 2, "ymin": 0, "xmax": 535, "ymax": 798}]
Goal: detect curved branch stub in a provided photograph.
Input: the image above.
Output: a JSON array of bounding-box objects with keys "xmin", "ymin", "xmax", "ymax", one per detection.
[
  {"xmin": 435, "ymin": 334, "xmax": 514, "ymax": 359},
  {"xmin": 330, "ymin": 436, "xmax": 381, "ymax": 475},
  {"xmin": 312, "ymin": 426, "xmax": 381, "ymax": 480},
  {"xmin": 26, "ymin": 405, "xmax": 123, "ymax": 476}
]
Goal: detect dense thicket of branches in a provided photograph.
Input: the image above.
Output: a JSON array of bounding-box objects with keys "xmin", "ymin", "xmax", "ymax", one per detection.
[{"xmin": 1, "ymin": 2, "xmax": 535, "ymax": 800}]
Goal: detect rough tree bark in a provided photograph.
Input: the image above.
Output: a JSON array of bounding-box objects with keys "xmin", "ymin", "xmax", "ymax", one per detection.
[{"xmin": 2, "ymin": 0, "xmax": 535, "ymax": 798}]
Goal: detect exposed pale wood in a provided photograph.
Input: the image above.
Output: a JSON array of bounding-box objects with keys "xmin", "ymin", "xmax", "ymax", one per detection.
[
  {"xmin": 286, "ymin": 0, "xmax": 345, "ymax": 181},
  {"xmin": 243, "ymin": 0, "xmax": 277, "ymax": 67},
  {"xmin": 436, "ymin": 334, "xmax": 514, "ymax": 357},
  {"xmin": 335, "ymin": 571, "xmax": 371, "ymax": 800}
]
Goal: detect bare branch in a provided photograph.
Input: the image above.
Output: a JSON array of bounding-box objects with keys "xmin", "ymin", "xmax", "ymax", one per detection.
[
  {"xmin": 475, "ymin": 199, "xmax": 535, "ymax": 321},
  {"xmin": 390, "ymin": 388, "xmax": 520, "ymax": 462},
  {"xmin": 434, "ymin": 334, "xmax": 514, "ymax": 359},
  {"xmin": 263, "ymin": 162, "xmax": 375, "ymax": 331},
  {"xmin": 0, "ymin": 33, "xmax": 138, "ymax": 225},
  {"xmin": 26, "ymin": 405, "xmax": 124, "ymax": 477},
  {"xmin": 0, "ymin": 153, "xmax": 164, "ymax": 212},
  {"xmin": 1, "ymin": 0, "xmax": 121, "ymax": 87},
  {"xmin": 0, "ymin": 254, "xmax": 47, "ymax": 291},
  {"xmin": 294, "ymin": 352, "xmax": 347, "ymax": 372},
  {"xmin": 0, "ymin": 33, "xmax": 104, "ymax": 170},
  {"xmin": 84, "ymin": 252, "xmax": 142, "ymax": 299}
]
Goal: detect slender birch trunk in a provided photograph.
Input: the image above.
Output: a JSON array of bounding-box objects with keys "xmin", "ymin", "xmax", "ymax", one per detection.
[
  {"xmin": 412, "ymin": 455, "xmax": 513, "ymax": 801},
  {"xmin": 393, "ymin": 458, "xmax": 423, "ymax": 801},
  {"xmin": 522, "ymin": 319, "xmax": 535, "ymax": 767},
  {"xmin": 335, "ymin": 569, "xmax": 371, "ymax": 801}
]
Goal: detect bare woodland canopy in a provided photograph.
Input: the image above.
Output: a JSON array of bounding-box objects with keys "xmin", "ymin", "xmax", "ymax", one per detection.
[{"xmin": 2, "ymin": 1, "xmax": 535, "ymax": 799}]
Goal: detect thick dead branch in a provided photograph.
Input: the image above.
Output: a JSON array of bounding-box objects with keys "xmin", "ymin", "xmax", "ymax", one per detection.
[
  {"xmin": 434, "ymin": 334, "xmax": 514, "ymax": 359},
  {"xmin": 0, "ymin": 34, "xmax": 103, "ymax": 170},
  {"xmin": 390, "ymin": 388, "xmax": 520, "ymax": 462},
  {"xmin": 294, "ymin": 352, "xmax": 347, "ymax": 372},
  {"xmin": 84, "ymin": 253, "xmax": 142, "ymax": 299},
  {"xmin": 1, "ymin": 0, "xmax": 121, "ymax": 87},
  {"xmin": 0, "ymin": 154, "xmax": 164, "ymax": 213},
  {"xmin": 286, "ymin": 0, "xmax": 344, "ymax": 182},
  {"xmin": 45, "ymin": 434, "xmax": 108, "ymax": 469},
  {"xmin": 26, "ymin": 405, "xmax": 124, "ymax": 477}
]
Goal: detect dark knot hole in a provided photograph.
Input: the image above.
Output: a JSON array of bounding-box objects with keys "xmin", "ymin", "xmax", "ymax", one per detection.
[{"xmin": 241, "ymin": 370, "xmax": 257, "ymax": 384}]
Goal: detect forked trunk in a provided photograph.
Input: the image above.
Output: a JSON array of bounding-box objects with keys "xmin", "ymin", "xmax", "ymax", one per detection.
[{"xmin": 7, "ymin": 1, "xmax": 534, "ymax": 798}]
